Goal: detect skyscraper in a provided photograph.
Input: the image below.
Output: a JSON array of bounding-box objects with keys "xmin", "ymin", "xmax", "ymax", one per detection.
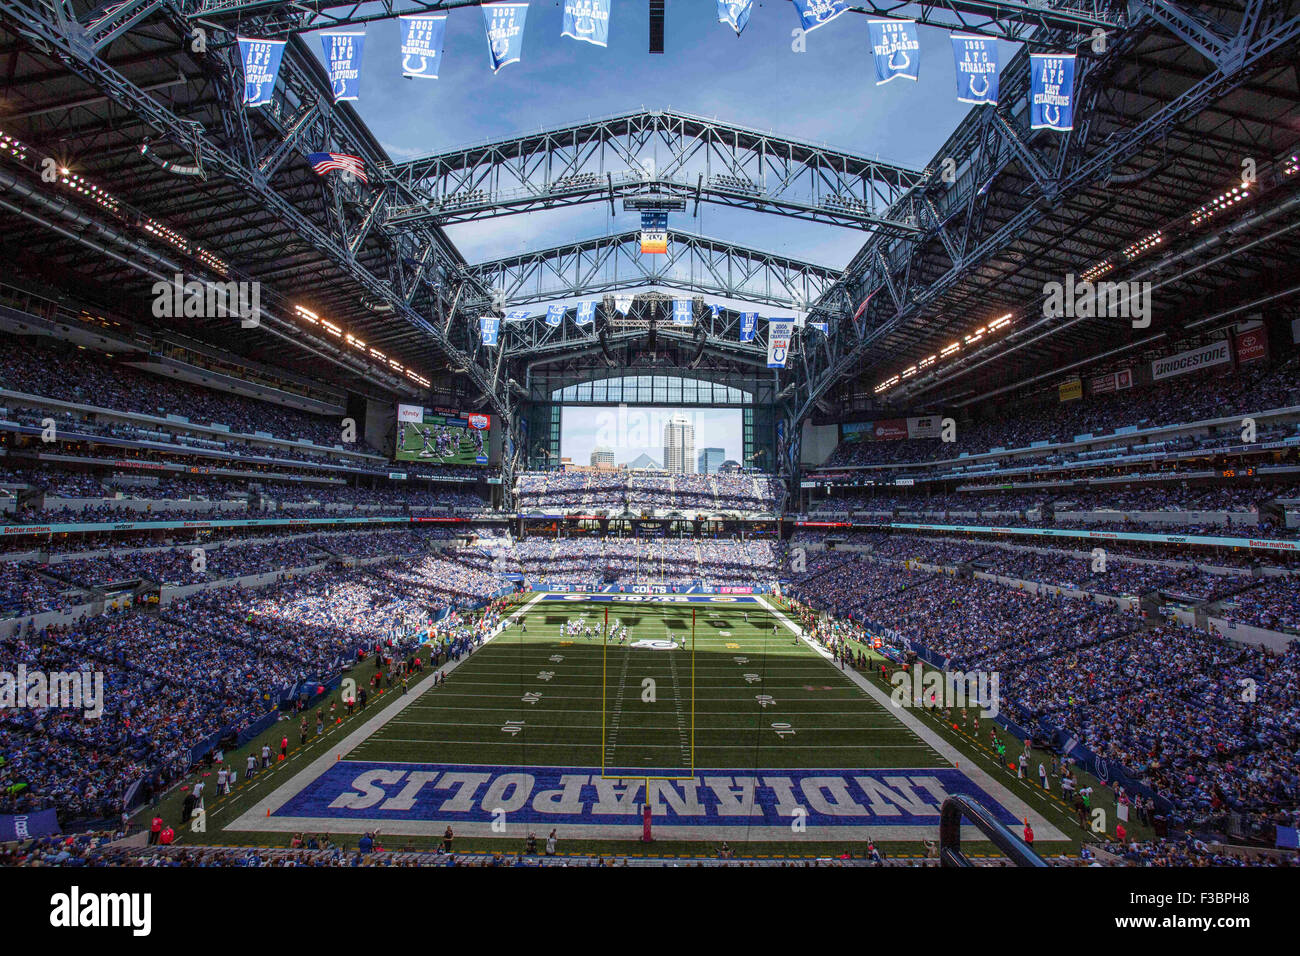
[
  {"xmin": 697, "ymin": 447, "xmax": 725, "ymax": 474},
  {"xmin": 590, "ymin": 446, "xmax": 615, "ymax": 468},
  {"xmin": 662, "ymin": 413, "xmax": 695, "ymax": 474}
]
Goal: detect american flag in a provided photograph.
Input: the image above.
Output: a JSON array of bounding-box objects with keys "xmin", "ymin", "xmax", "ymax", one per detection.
[{"xmin": 307, "ymin": 151, "xmax": 367, "ymax": 183}]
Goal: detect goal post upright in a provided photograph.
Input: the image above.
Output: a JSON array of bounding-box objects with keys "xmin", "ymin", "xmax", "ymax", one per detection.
[
  {"xmin": 691, "ymin": 607, "xmax": 696, "ymax": 776},
  {"xmin": 601, "ymin": 605, "xmax": 608, "ymax": 778}
]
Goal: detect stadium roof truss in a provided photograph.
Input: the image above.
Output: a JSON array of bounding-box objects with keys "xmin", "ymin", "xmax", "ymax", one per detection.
[
  {"xmin": 789, "ymin": 0, "xmax": 1300, "ymax": 435},
  {"xmin": 383, "ymin": 108, "xmax": 927, "ymax": 237},
  {"xmin": 0, "ymin": 0, "xmax": 507, "ymax": 415},
  {"xmin": 468, "ymin": 229, "xmax": 839, "ymax": 312},
  {"xmin": 181, "ymin": 0, "xmax": 1129, "ymax": 45},
  {"xmin": 0, "ymin": 0, "xmax": 1297, "ymax": 464},
  {"xmin": 496, "ymin": 296, "xmax": 771, "ymax": 367}
]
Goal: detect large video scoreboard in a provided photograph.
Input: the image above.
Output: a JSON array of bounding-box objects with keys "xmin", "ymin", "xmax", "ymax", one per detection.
[{"xmin": 394, "ymin": 403, "xmax": 491, "ymax": 466}]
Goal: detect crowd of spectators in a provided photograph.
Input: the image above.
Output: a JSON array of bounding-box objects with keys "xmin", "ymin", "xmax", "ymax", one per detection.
[
  {"xmin": 821, "ymin": 356, "xmax": 1300, "ymax": 469},
  {"xmin": 0, "ymin": 546, "xmax": 517, "ymax": 823},
  {"xmin": 1, "ymin": 337, "xmax": 349, "ymax": 447},
  {"xmin": 517, "ymin": 471, "xmax": 780, "ymax": 512},
  {"xmin": 1219, "ymin": 576, "xmax": 1300, "ymax": 633},
  {"xmin": 0, "ymin": 463, "xmax": 487, "ymax": 525},
  {"xmin": 0, "ymin": 561, "xmax": 79, "ymax": 618},
  {"xmin": 785, "ymin": 549, "xmax": 1300, "ymax": 836},
  {"xmin": 511, "ymin": 535, "xmax": 782, "ymax": 587}
]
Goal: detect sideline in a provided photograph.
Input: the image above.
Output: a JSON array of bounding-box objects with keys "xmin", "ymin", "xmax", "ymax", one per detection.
[
  {"xmin": 223, "ymin": 591, "xmax": 545, "ymax": 834},
  {"xmin": 754, "ymin": 594, "xmax": 1066, "ymax": 842}
]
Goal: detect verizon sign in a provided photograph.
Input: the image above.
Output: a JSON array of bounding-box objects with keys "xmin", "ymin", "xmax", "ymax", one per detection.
[{"xmin": 1151, "ymin": 341, "xmax": 1231, "ymax": 382}]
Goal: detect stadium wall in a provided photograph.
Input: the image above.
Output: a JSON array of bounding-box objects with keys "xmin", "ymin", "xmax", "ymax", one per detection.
[
  {"xmin": 157, "ymin": 562, "xmax": 330, "ymax": 604},
  {"xmin": 0, "ymin": 597, "xmax": 115, "ymax": 640},
  {"xmin": 1206, "ymin": 617, "xmax": 1295, "ymax": 652},
  {"xmin": 972, "ymin": 571, "xmax": 1139, "ymax": 612}
]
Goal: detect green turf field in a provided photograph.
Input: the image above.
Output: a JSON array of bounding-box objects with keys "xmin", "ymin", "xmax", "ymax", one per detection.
[
  {"xmin": 350, "ymin": 600, "xmax": 942, "ymax": 777},
  {"xmin": 150, "ymin": 593, "xmax": 1149, "ymax": 859}
]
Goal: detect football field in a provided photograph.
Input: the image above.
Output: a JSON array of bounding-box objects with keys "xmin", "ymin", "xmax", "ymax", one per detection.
[{"xmin": 225, "ymin": 593, "xmax": 1068, "ymax": 849}]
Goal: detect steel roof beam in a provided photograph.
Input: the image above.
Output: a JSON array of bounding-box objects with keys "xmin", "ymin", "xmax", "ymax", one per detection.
[{"xmin": 468, "ymin": 229, "xmax": 840, "ymax": 311}]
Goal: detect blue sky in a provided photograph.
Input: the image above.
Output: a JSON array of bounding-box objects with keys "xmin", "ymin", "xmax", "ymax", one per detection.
[{"xmin": 320, "ymin": 3, "xmax": 1019, "ymax": 273}]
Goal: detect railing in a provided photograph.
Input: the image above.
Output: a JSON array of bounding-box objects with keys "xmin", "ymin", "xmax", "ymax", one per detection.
[{"xmin": 939, "ymin": 794, "xmax": 1047, "ymax": 868}]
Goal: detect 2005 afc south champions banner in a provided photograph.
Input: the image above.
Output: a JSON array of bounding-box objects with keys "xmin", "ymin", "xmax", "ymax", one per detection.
[
  {"xmin": 792, "ymin": 0, "xmax": 849, "ymax": 33},
  {"xmin": 740, "ymin": 312, "xmax": 757, "ymax": 342},
  {"xmin": 238, "ymin": 37, "xmax": 286, "ymax": 107},
  {"xmin": 479, "ymin": 316, "xmax": 500, "ymax": 346}
]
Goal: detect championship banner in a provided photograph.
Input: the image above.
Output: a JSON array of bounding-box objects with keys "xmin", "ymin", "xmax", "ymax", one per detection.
[
  {"xmin": 321, "ymin": 32, "xmax": 365, "ymax": 102},
  {"xmin": 546, "ymin": 304, "xmax": 564, "ymax": 327},
  {"xmin": 479, "ymin": 316, "xmax": 500, "ymax": 346},
  {"xmin": 614, "ymin": 294, "xmax": 634, "ymax": 315},
  {"xmin": 767, "ymin": 319, "xmax": 794, "ymax": 368},
  {"xmin": 1151, "ymin": 341, "xmax": 1232, "ymax": 381},
  {"xmin": 952, "ymin": 34, "xmax": 999, "ymax": 105},
  {"xmin": 792, "ymin": 0, "xmax": 849, "ymax": 33},
  {"xmin": 1030, "ymin": 54, "xmax": 1076, "ymax": 131},
  {"xmin": 718, "ymin": 0, "xmax": 753, "ymax": 35},
  {"xmin": 739, "ymin": 312, "xmax": 757, "ymax": 342},
  {"xmin": 504, "ymin": 309, "xmax": 531, "ymax": 322},
  {"xmin": 868, "ymin": 19, "xmax": 920, "ymax": 84},
  {"xmin": 238, "ymin": 37, "xmax": 287, "ymax": 107},
  {"xmin": 576, "ymin": 300, "xmax": 596, "ymax": 325},
  {"xmin": 673, "ymin": 299, "xmax": 694, "ymax": 326},
  {"xmin": 483, "ymin": 2, "xmax": 529, "ymax": 73},
  {"xmin": 562, "ymin": 0, "xmax": 611, "ymax": 48},
  {"xmin": 809, "ymin": 321, "xmax": 828, "ymax": 334},
  {"xmin": 709, "ymin": 303, "xmax": 722, "ymax": 320},
  {"xmin": 400, "ymin": 14, "xmax": 448, "ymax": 79}
]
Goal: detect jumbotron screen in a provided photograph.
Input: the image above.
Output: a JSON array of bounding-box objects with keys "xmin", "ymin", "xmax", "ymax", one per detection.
[{"xmin": 394, "ymin": 404, "xmax": 491, "ymax": 465}]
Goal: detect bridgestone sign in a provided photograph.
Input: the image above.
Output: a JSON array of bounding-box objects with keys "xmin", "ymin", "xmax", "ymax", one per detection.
[{"xmin": 1150, "ymin": 341, "xmax": 1231, "ymax": 381}]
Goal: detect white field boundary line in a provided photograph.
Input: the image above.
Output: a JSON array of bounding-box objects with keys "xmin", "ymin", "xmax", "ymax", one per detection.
[
  {"xmin": 224, "ymin": 590, "xmax": 546, "ymax": 834},
  {"xmin": 227, "ymin": 594, "xmax": 1010, "ymax": 841},
  {"xmin": 753, "ymin": 595, "xmax": 1067, "ymax": 843}
]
